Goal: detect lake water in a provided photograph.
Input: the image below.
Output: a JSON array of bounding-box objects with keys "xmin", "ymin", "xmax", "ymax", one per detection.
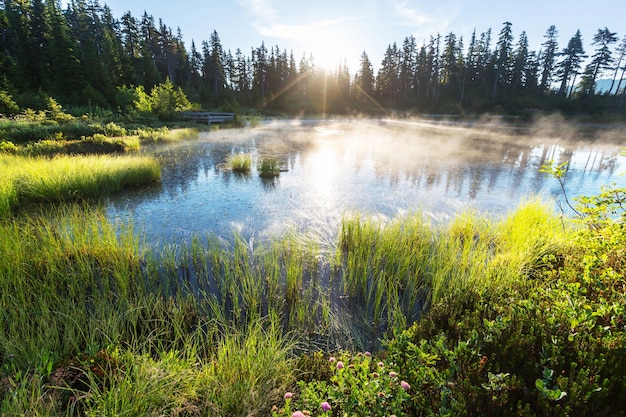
[{"xmin": 105, "ymin": 118, "xmax": 626, "ymax": 247}]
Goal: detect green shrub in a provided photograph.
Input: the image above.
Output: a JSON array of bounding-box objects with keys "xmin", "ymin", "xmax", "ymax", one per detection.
[
  {"xmin": 0, "ymin": 90, "xmax": 19, "ymax": 115},
  {"xmin": 273, "ymin": 352, "xmax": 411, "ymax": 417},
  {"xmin": 103, "ymin": 121, "xmax": 127, "ymax": 137},
  {"xmin": 0, "ymin": 140, "xmax": 18, "ymax": 154}
]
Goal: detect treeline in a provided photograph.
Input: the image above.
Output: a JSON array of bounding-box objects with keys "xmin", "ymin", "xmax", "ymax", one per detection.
[{"xmin": 1, "ymin": 0, "xmax": 626, "ymax": 117}]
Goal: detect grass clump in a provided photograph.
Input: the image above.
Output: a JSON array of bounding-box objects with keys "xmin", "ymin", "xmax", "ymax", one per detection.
[
  {"xmin": 259, "ymin": 157, "xmax": 283, "ymax": 178},
  {"xmin": 225, "ymin": 153, "xmax": 253, "ymax": 172}
]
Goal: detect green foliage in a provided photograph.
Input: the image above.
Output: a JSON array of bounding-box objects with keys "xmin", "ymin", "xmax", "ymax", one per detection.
[
  {"xmin": 132, "ymin": 85, "xmax": 152, "ymax": 113},
  {"xmin": 0, "ymin": 140, "xmax": 18, "ymax": 154},
  {"xmin": 274, "ymin": 352, "xmax": 411, "ymax": 417},
  {"xmin": 148, "ymin": 79, "xmax": 192, "ymax": 121},
  {"xmin": 378, "ymin": 191, "xmax": 626, "ymax": 416},
  {"xmin": 0, "ymin": 90, "xmax": 19, "ymax": 115},
  {"xmin": 103, "ymin": 121, "xmax": 127, "ymax": 137}
]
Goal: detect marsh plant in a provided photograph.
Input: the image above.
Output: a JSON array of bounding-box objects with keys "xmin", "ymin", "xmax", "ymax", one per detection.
[
  {"xmin": 259, "ymin": 157, "xmax": 283, "ymax": 178},
  {"xmin": 225, "ymin": 153, "xmax": 253, "ymax": 172}
]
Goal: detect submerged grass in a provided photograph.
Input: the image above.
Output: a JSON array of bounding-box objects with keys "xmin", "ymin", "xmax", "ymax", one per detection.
[
  {"xmin": 0, "ymin": 154, "xmax": 160, "ymax": 217},
  {"xmin": 0, "ymin": 199, "xmax": 578, "ymax": 415}
]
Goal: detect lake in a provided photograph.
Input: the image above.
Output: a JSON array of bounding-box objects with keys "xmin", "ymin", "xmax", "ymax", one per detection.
[{"xmin": 105, "ymin": 118, "xmax": 626, "ymax": 247}]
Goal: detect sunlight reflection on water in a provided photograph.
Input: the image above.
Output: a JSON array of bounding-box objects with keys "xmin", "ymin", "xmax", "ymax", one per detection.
[{"xmin": 105, "ymin": 119, "xmax": 626, "ymax": 247}]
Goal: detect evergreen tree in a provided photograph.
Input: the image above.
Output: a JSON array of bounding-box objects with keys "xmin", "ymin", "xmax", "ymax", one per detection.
[
  {"xmin": 205, "ymin": 30, "xmax": 226, "ymax": 98},
  {"xmin": 44, "ymin": 0, "xmax": 84, "ymax": 100},
  {"xmin": 440, "ymin": 32, "xmax": 461, "ymax": 89},
  {"xmin": 375, "ymin": 43, "xmax": 400, "ymax": 99},
  {"xmin": 555, "ymin": 30, "xmax": 585, "ymax": 98},
  {"xmin": 579, "ymin": 27, "xmax": 618, "ymax": 96},
  {"xmin": 607, "ymin": 34, "xmax": 626, "ymax": 95},
  {"xmin": 511, "ymin": 31, "xmax": 529, "ymax": 90},
  {"xmin": 492, "ymin": 22, "xmax": 513, "ymax": 98},
  {"xmin": 252, "ymin": 42, "xmax": 268, "ymax": 103},
  {"xmin": 354, "ymin": 51, "xmax": 374, "ymax": 103},
  {"xmin": 398, "ymin": 35, "xmax": 417, "ymax": 100},
  {"xmin": 539, "ymin": 25, "xmax": 558, "ymax": 93}
]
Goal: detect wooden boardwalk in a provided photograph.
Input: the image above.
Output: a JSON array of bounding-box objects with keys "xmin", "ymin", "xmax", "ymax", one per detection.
[{"xmin": 181, "ymin": 111, "xmax": 235, "ymax": 124}]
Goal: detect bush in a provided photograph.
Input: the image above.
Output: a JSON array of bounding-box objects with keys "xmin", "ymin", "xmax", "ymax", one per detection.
[
  {"xmin": 103, "ymin": 122, "xmax": 127, "ymax": 137},
  {"xmin": 0, "ymin": 90, "xmax": 19, "ymax": 116},
  {"xmin": 0, "ymin": 141, "xmax": 18, "ymax": 154},
  {"xmin": 149, "ymin": 78, "xmax": 192, "ymax": 121}
]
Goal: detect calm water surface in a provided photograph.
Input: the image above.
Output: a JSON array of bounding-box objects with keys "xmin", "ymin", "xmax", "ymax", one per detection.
[{"xmin": 105, "ymin": 119, "xmax": 626, "ymax": 246}]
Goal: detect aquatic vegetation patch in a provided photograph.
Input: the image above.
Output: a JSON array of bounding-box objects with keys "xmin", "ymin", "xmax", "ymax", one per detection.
[
  {"xmin": 259, "ymin": 157, "xmax": 283, "ymax": 178},
  {"xmin": 225, "ymin": 152, "xmax": 253, "ymax": 172}
]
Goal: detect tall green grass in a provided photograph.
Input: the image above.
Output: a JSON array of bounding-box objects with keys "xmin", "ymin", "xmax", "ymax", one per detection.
[
  {"xmin": 0, "ymin": 154, "xmax": 160, "ymax": 217},
  {"xmin": 336, "ymin": 199, "xmax": 571, "ymax": 341},
  {"xmin": 0, "ymin": 200, "xmax": 572, "ymax": 415}
]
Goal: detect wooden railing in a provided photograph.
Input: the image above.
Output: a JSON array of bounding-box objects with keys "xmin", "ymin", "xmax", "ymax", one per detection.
[{"xmin": 181, "ymin": 111, "xmax": 235, "ymax": 124}]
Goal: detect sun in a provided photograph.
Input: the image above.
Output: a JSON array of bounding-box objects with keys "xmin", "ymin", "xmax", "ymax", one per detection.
[{"xmin": 294, "ymin": 22, "xmax": 357, "ymax": 72}]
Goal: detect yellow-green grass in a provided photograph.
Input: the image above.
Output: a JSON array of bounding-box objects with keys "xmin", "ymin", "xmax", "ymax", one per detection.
[
  {"xmin": 225, "ymin": 153, "xmax": 253, "ymax": 172},
  {"xmin": 336, "ymin": 199, "xmax": 572, "ymax": 331},
  {"xmin": 0, "ymin": 153, "xmax": 160, "ymax": 217}
]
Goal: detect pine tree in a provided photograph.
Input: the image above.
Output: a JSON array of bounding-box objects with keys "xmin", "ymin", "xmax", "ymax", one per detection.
[
  {"xmin": 375, "ymin": 43, "xmax": 400, "ymax": 99},
  {"xmin": 539, "ymin": 25, "xmax": 558, "ymax": 93},
  {"xmin": 555, "ymin": 30, "xmax": 585, "ymax": 98},
  {"xmin": 511, "ymin": 31, "xmax": 529, "ymax": 90},
  {"xmin": 579, "ymin": 27, "xmax": 618, "ymax": 96},
  {"xmin": 354, "ymin": 51, "xmax": 374, "ymax": 102},
  {"xmin": 492, "ymin": 22, "xmax": 513, "ymax": 98},
  {"xmin": 607, "ymin": 34, "xmax": 626, "ymax": 95},
  {"xmin": 44, "ymin": 0, "xmax": 84, "ymax": 101}
]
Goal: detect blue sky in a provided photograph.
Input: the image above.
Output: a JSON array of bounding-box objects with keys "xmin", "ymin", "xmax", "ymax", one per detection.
[{"xmin": 85, "ymin": 0, "xmax": 626, "ymax": 72}]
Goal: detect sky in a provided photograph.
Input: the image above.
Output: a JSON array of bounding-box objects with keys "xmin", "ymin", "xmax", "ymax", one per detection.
[{"xmin": 78, "ymin": 0, "xmax": 626, "ymax": 73}]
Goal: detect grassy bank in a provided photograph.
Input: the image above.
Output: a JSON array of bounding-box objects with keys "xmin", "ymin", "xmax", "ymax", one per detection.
[
  {"xmin": 5, "ymin": 195, "xmax": 623, "ymax": 415},
  {"xmin": 0, "ymin": 154, "xmax": 160, "ymax": 217}
]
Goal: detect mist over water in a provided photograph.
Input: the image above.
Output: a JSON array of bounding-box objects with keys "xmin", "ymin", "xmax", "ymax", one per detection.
[{"xmin": 105, "ymin": 118, "xmax": 626, "ymax": 247}]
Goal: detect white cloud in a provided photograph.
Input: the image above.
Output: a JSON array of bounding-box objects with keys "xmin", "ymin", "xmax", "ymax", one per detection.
[
  {"xmin": 237, "ymin": 0, "xmax": 278, "ymax": 26},
  {"xmin": 393, "ymin": 1, "xmax": 433, "ymax": 27},
  {"xmin": 237, "ymin": 0, "xmax": 364, "ymax": 43}
]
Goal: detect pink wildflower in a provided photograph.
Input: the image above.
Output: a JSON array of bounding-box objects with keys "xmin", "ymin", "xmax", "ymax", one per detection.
[
  {"xmin": 284, "ymin": 392, "xmax": 293, "ymax": 400},
  {"xmin": 329, "ymin": 356, "xmax": 336, "ymax": 363},
  {"xmin": 389, "ymin": 371, "xmax": 398, "ymax": 378},
  {"xmin": 320, "ymin": 401, "xmax": 331, "ymax": 412},
  {"xmin": 401, "ymin": 380, "xmax": 411, "ymax": 391},
  {"xmin": 336, "ymin": 361, "xmax": 344, "ymax": 369},
  {"xmin": 364, "ymin": 351, "xmax": 372, "ymax": 357},
  {"xmin": 292, "ymin": 412, "xmax": 305, "ymax": 417}
]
